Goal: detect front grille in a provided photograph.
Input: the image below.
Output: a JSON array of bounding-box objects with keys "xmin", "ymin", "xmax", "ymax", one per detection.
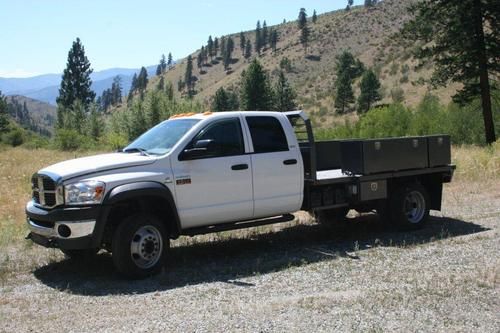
[{"xmin": 32, "ymin": 174, "xmax": 59, "ymax": 209}]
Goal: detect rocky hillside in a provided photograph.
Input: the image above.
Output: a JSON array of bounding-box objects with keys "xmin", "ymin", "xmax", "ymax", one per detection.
[{"xmin": 124, "ymin": 0, "xmax": 459, "ymax": 128}]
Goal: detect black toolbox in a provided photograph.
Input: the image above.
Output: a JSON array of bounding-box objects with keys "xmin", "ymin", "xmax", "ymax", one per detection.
[
  {"xmin": 340, "ymin": 136, "xmax": 429, "ymax": 175},
  {"xmin": 427, "ymin": 135, "xmax": 451, "ymax": 167}
]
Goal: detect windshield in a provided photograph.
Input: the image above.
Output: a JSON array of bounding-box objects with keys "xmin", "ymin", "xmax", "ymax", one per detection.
[{"xmin": 123, "ymin": 118, "xmax": 200, "ymax": 155}]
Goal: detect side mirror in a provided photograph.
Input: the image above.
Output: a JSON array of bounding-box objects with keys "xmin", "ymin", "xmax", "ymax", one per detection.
[{"xmin": 180, "ymin": 139, "xmax": 215, "ymax": 160}]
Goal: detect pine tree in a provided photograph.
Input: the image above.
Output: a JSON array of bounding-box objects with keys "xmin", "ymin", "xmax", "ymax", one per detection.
[
  {"xmin": 157, "ymin": 76, "xmax": 165, "ymax": 91},
  {"xmin": 111, "ymin": 76, "xmax": 122, "ymax": 106},
  {"xmin": 298, "ymin": 8, "xmax": 307, "ymax": 30},
  {"xmin": 197, "ymin": 50, "xmax": 203, "ymax": 71},
  {"xmin": 262, "ymin": 21, "xmax": 268, "ymax": 48},
  {"xmin": 300, "ymin": 25, "xmax": 310, "ymax": 54},
  {"xmin": 273, "ymin": 71, "xmax": 297, "ymax": 112},
  {"xmin": 240, "ymin": 32, "xmax": 246, "ymax": 56},
  {"xmin": 166, "ymin": 82, "xmax": 174, "ymax": 100},
  {"xmin": 255, "ymin": 20, "xmax": 262, "ymax": 55},
  {"xmin": 357, "ymin": 69, "xmax": 381, "ymax": 113},
  {"xmin": 223, "ymin": 37, "xmax": 235, "ymax": 70},
  {"xmin": 159, "ymin": 54, "xmax": 167, "ymax": 73},
  {"xmin": 185, "ymin": 55, "xmax": 194, "ymax": 97},
  {"xmin": 0, "ymin": 91, "xmax": 9, "ymax": 134},
  {"xmin": 220, "ymin": 36, "xmax": 226, "ymax": 60},
  {"xmin": 312, "ymin": 10, "xmax": 318, "ymax": 23},
  {"xmin": 335, "ymin": 71, "xmax": 355, "ymax": 114},
  {"xmin": 214, "ymin": 37, "xmax": 219, "ymax": 57},
  {"xmin": 348, "ymin": 0, "xmax": 354, "ymax": 7},
  {"xmin": 137, "ymin": 67, "xmax": 148, "ymax": 91},
  {"xmin": 156, "ymin": 65, "xmax": 162, "ymax": 76},
  {"xmin": 87, "ymin": 103, "xmax": 102, "ymax": 138},
  {"xmin": 56, "ymin": 38, "xmax": 95, "ymax": 127},
  {"xmin": 207, "ymin": 36, "xmax": 214, "ymax": 61},
  {"xmin": 336, "ymin": 50, "xmax": 364, "ymax": 79},
  {"xmin": 167, "ymin": 52, "xmax": 173, "ymax": 68},
  {"xmin": 240, "ymin": 59, "xmax": 273, "ymax": 110},
  {"xmin": 211, "ymin": 87, "xmax": 230, "ymax": 111},
  {"xmin": 403, "ymin": 0, "xmax": 498, "ymax": 144},
  {"xmin": 270, "ymin": 29, "xmax": 279, "ymax": 53},
  {"xmin": 245, "ymin": 40, "xmax": 252, "ymax": 60},
  {"xmin": 147, "ymin": 91, "xmax": 161, "ymax": 127},
  {"xmin": 130, "ymin": 73, "xmax": 138, "ymax": 94}
]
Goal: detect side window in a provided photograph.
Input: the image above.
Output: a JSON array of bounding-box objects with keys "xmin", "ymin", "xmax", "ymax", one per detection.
[
  {"xmin": 189, "ymin": 118, "xmax": 244, "ymax": 158},
  {"xmin": 246, "ymin": 116, "xmax": 289, "ymax": 153}
]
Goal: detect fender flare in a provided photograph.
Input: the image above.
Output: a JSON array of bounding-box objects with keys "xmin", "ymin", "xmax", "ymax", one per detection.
[{"xmin": 93, "ymin": 182, "xmax": 181, "ymax": 246}]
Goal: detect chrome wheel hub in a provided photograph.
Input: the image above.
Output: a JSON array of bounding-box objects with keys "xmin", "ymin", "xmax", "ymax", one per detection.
[
  {"xmin": 405, "ymin": 190, "xmax": 425, "ymax": 224},
  {"xmin": 130, "ymin": 225, "xmax": 163, "ymax": 269}
]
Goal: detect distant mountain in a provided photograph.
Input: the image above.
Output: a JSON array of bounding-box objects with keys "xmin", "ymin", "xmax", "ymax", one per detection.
[
  {"xmin": 1, "ymin": 65, "xmax": 158, "ymax": 105},
  {"xmin": 5, "ymin": 95, "xmax": 57, "ymax": 136}
]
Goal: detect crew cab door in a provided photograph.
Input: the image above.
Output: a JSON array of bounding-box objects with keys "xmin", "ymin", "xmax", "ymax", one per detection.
[
  {"xmin": 172, "ymin": 117, "xmax": 253, "ymax": 228},
  {"xmin": 244, "ymin": 115, "xmax": 303, "ymax": 218}
]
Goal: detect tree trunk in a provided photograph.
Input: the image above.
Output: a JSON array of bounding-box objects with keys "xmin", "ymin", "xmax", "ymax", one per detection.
[{"xmin": 473, "ymin": 0, "xmax": 496, "ymax": 144}]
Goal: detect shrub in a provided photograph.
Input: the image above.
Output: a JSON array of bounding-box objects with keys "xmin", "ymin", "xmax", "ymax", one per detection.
[{"xmin": 3, "ymin": 128, "xmax": 24, "ymax": 147}]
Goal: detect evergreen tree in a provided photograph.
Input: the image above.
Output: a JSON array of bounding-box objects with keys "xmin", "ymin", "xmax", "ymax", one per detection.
[
  {"xmin": 240, "ymin": 59, "xmax": 273, "ymax": 110},
  {"xmin": 262, "ymin": 21, "xmax": 269, "ymax": 48},
  {"xmin": 214, "ymin": 37, "xmax": 219, "ymax": 57},
  {"xmin": 273, "ymin": 70, "xmax": 297, "ymax": 112},
  {"xmin": 245, "ymin": 40, "xmax": 252, "ymax": 60},
  {"xmin": 185, "ymin": 55, "xmax": 194, "ymax": 97},
  {"xmin": 357, "ymin": 69, "xmax": 381, "ymax": 113},
  {"xmin": 220, "ymin": 36, "xmax": 226, "ymax": 60},
  {"xmin": 0, "ymin": 91, "xmax": 9, "ymax": 134},
  {"xmin": 312, "ymin": 10, "xmax": 318, "ymax": 23},
  {"xmin": 156, "ymin": 65, "xmax": 162, "ymax": 76},
  {"xmin": 403, "ymin": 0, "xmax": 499, "ymax": 144},
  {"xmin": 157, "ymin": 76, "xmax": 165, "ymax": 91},
  {"xmin": 335, "ymin": 71, "xmax": 355, "ymax": 114},
  {"xmin": 197, "ymin": 50, "xmax": 203, "ymax": 70},
  {"xmin": 56, "ymin": 38, "xmax": 95, "ymax": 127},
  {"xmin": 160, "ymin": 54, "xmax": 167, "ymax": 73},
  {"xmin": 348, "ymin": 0, "xmax": 354, "ymax": 6},
  {"xmin": 147, "ymin": 91, "xmax": 161, "ymax": 127},
  {"xmin": 211, "ymin": 87, "xmax": 230, "ymax": 111},
  {"xmin": 201, "ymin": 46, "xmax": 208, "ymax": 65},
  {"xmin": 270, "ymin": 29, "xmax": 279, "ymax": 53},
  {"xmin": 167, "ymin": 52, "xmax": 173, "ymax": 68},
  {"xmin": 300, "ymin": 25, "xmax": 310, "ymax": 54},
  {"xmin": 223, "ymin": 37, "xmax": 235, "ymax": 70},
  {"xmin": 240, "ymin": 32, "xmax": 246, "ymax": 56},
  {"xmin": 298, "ymin": 8, "xmax": 307, "ymax": 30},
  {"xmin": 111, "ymin": 76, "xmax": 122, "ymax": 105},
  {"xmin": 207, "ymin": 36, "xmax": 214, "ymax": 60},
  {"xmin": 137, "ymin": 67, "xmax": 149, "ymax": 91},
  {"xmin": 255, "ymin": 20, "xmax": 262, "ymax": 55},
  {"xmin": 336, "ymin": 50, "xmax": 364, "ymax": 79},
  {"xmin": 130, "ymin": 73, "xmax": 138, "ymax": 92},
  {"xmin": 166, "ymin": 82, "xmax": 174, "ymax": 100}
]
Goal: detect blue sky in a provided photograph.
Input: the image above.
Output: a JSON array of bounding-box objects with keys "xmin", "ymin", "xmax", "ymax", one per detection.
[{"xmin": 0, "ymin": 0, "xmax": 361, "ymax": 77}]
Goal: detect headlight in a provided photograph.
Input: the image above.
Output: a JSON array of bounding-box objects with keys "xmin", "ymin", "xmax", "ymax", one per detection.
[{"xmin": 64, "ymin": 181, "xmax": 105, "ymax": 205}]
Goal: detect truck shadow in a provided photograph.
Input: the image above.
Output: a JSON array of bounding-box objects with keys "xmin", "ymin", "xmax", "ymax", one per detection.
[{"xmin": 33, "ymin": 215, "xmax": 489, "ymax": 296}]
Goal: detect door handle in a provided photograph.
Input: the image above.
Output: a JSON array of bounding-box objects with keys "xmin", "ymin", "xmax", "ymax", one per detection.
[
  {"xmin": 231, "ymin": 164, "xmax": 249, "ymax": 171},
  {"xmin": 283, "ymin": 159, "xmax": 297, "ymax": 165}
]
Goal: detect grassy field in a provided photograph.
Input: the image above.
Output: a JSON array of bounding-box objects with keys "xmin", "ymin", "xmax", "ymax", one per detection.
[{"xmin": 0, "ymin": 144, "xmax": 498, "ymax": 332}]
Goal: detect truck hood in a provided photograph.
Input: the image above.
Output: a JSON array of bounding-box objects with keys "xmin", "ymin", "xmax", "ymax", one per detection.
[{"xmin": 39, "ymin": 153, "xmax": 157, "ymax": 181}]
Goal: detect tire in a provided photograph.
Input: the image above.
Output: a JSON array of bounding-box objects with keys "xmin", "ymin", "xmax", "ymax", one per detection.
[
  {"xmin": 61, "ymin": 248, "xmax": 99, "ymax": 260},
  {"xmin": 112, "ymin": 214, "xmax": 168, "ymax": 279},
  {"xmin": 315, "ymin": 207, "xmax": 349, "ymax": 225},
  {"xmin": 389, "ymin": 183, "xmax": 430, "ymax": 230}
]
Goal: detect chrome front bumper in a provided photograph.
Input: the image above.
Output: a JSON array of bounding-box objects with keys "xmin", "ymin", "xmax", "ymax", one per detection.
[{"xmin": 27, "ymin": 219, "xmax": 96, "ymax": 239}]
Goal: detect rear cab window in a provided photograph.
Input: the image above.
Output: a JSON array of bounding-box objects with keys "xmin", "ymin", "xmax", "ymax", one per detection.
[{"xmin": 245, "ymin": 116, "xmax": 289, "ymax": 153}]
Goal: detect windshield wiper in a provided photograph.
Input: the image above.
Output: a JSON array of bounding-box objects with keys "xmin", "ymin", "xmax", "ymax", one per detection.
[{"xmin": 122, "ymin": 147, "xmax": 150, "ymax": 156}]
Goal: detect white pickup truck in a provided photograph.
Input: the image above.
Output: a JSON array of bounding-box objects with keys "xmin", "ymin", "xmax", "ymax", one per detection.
[{"xmin": 26, "ymin": 111, "xmax": 454, "ymax": 278}]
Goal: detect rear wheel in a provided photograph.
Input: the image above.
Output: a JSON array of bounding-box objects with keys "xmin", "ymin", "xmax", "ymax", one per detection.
[
  {"xmin": 389, "ymin": 183, "xmax": 430, "ymax": 230},
  {"xmin": 112, "ymin": 214, "xmax": 168, "ymax": 278}
]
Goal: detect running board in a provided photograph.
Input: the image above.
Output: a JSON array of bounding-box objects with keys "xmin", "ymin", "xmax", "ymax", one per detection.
[{"xmin": 182, "ymin": 214, "xmax": 296, "ymax": 236}]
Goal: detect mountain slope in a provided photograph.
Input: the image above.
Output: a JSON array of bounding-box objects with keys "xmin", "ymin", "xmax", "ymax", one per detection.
[
  {"xmin": 141, "ymin": 0, "xmax": 459, "ymax": 128},
  {"xmin": 5, "ymin": 95, "xmax": 56, "ymax": 136}
]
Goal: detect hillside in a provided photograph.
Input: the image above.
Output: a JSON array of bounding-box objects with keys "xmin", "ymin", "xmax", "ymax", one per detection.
[
  {"xmin": 129, "ymin": 0, "xmax": 460, "ymax": 128},
  {"xmin": 5, "ymin": 95, "xmax": 56, "ymax": 136}
]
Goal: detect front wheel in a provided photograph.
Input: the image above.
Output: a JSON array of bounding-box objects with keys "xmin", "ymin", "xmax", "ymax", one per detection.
[
  {"xmin": 112, "ymin": 214, "xmax": 168, "ymax": 279},
  {"xmin": 389, "ymin": 183, "xmax": 430, "ymax": 230}
]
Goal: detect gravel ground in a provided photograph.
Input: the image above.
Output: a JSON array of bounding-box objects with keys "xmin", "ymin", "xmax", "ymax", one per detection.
[{"xmin": 1, "ymin": 180, "xmax": 499, "ymax": 333}]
